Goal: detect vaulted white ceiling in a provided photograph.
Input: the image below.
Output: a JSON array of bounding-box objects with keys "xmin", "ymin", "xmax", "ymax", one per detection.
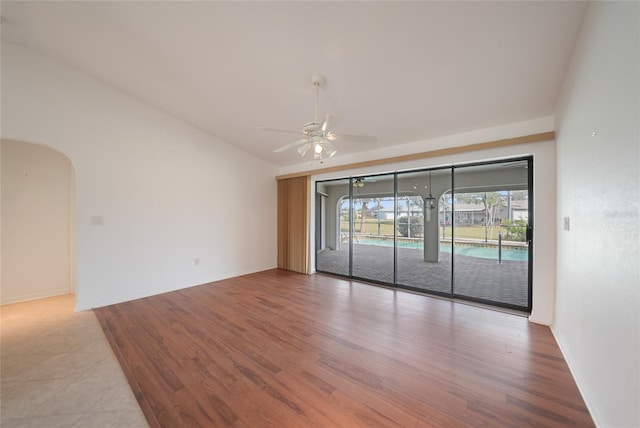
[{"xmin": 1, "ymin": 1, "xmax": 587, "ymax": 166}]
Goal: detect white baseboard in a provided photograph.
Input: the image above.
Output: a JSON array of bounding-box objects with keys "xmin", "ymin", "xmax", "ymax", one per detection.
[
  {"xmin": 1, "ymin": 288, "xmax": 72, "ymax": 305},
  {"xmin": 550, "ymin": 326, "xmax": 604, "ymax": 427},
  {"xmin": 528, "ymin": 314, "xmax": 552, "ymax": 325}
]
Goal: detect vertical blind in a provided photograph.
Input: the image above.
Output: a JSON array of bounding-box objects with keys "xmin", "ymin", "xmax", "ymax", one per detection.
[{"xmin": 277, "ymin": 176, "xmax": 310, "ymax": 273}]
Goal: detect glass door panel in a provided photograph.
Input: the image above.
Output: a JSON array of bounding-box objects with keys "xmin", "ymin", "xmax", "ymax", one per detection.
[
  {"xmin": 351, "ymin": 174, "xmax": 395, "ymax": 284},
  {"xmin": 315, "ymin": 179, "xmax": 351, "ymax": 276},
  {"xmin": 452, "ymin": 160, "xmax": 531, "ymax": 309},
  {"xmin": 396, "ymin": 169, "xmax": 453, "ymax": 295},
  {"xmin": 315, "ymin": 157, "xmax": 532, "ymax": 313}
]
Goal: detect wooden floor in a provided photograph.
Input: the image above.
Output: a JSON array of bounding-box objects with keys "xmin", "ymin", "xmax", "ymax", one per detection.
[{"xmin": 94, "ymin": 269, "xmax": 593, "ymax": 427}]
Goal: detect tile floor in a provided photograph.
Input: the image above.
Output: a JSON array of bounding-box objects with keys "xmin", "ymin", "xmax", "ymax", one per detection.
[{"xmin": 1, "ymin": 294, "xmax": 148, "ymax": 427}]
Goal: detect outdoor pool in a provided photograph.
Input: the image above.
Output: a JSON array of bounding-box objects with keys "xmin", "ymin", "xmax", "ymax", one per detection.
[{"xmin": 355, "ymin": 238, "xmax": 528, "ymax": 262}]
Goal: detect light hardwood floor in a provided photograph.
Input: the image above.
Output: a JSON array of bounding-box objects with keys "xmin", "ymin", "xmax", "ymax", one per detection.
[
  {"xmin": 96, "ymin": 269, "xmax": 594, "ymax": 427},
  {"xmin": 1, "ymin": 295, "xmax": 147, "ymax": 427}
]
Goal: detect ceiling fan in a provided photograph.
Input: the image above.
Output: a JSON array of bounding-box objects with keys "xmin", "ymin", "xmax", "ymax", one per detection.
[
  {"xmin": 258, "ymin": 74, "xmax": 377, "ymax": 160},
  {"xmin": 353, "ymin": 177, "xmax": 377, "ymax": 187}
]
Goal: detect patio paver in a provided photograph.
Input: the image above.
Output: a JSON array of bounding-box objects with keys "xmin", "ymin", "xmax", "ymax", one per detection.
[{"xmin": 317, "ymin": 244, "xmax": 528, "ymax": 308}]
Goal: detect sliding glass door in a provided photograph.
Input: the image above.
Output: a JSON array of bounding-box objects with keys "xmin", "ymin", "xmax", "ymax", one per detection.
[
  {"xmin": 351, "ymin": 174, "xmax": 395, "ymax": 284},
  {"xmin": 396, "ymin": 169, "xmax": 452, "ymax": 295},
  {"xmin": 315, "ymin": 179, "xmax": 350, "ymax": 276},
  {"xmin": 452, "ymin": 160, "xmax": 531, "ymax": 308},
  {"xmin": 315, "ymin": 157, "xmax": 532, "ymax": 312}
]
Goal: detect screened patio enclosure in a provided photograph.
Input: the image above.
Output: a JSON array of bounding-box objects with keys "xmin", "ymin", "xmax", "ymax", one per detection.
[{"xmin": 315, "ymin": 158, "xmax": 532, "ymax": 311}]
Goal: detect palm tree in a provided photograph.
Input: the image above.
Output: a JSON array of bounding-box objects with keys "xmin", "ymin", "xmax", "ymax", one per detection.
[
  {"xmin": 360, "ymin": 199, "xmax": 368, "ymax": 233},
  {"xmin": 372, "ymin": 198, "xmax": 382, "ymax": 235},
  {"xmin": 483, "ymin": 192, "xmax": 505, "ymax": 240}
]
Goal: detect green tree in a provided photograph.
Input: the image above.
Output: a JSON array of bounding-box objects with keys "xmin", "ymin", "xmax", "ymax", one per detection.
[
  {"xmin": 502, "ymin": 219, "xmax": 527, "ymax": 242},
  {"xmin": 397, "ymin": 215, "xmax": 424, "ymax": 237},
  {"xmin": 484, "ymin": 193, "xmax": 505, "ymax": 241},
  {"xmin": 455, "ymin": 192, "xmax": 504, "ymax": 241},
  {"xmin": 510, "ymin": 190, "xmax": 528, "ymax": 200},
  {"xmin": 456, "ymin": 193, "xmax": 483, "ymax": 205}
]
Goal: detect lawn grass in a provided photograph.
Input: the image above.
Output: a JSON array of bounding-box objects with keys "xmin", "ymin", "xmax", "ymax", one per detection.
[{"xmin": 340, "ymin": 221, "xmax": 521, "ymax": 241}]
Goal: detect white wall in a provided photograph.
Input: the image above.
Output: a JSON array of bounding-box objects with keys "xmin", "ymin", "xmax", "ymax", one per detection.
[
  {"xmin": 553, "ymin": 2, "xmax": 639, "ymax": 427},
  {"xmin": 1, "ymin": 43, "xmax": 278, "ymax": 310},
  {"xmin": 1, "ymin": 141, "xmax": 72, "ymax": 304}
]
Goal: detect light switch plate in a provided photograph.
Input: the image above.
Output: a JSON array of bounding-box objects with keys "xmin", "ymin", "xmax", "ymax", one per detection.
[{"xmin": 90, "ymin": 216, "xmax": 104, "ymax": 226}]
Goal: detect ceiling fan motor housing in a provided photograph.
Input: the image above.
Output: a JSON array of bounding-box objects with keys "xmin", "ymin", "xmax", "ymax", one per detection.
[
  {"xmin": 303, "ymin": 122, "xmax": 322, "ymax": 135},
  {"xmin": 310, "ymin": 73, "xmax": 325, "ymax": 86}
]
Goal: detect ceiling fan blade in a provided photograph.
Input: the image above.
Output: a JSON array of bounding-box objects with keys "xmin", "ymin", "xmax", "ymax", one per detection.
[
  {"xmin": 321, "ymin": 114, "xmax": 341, "ymax": 132},
  {"xmin": 297, "ymin": 142, "xmax": 312, "ymax": 157},
  {"xmin": 257, "ymin": 126, "xmax": 303, "ymax": 135},
  {"xmin": 273, "ymin": 139, "xmax": 309, "ymax": 153},
  {"xmin": 327, "ymin": 133, "xmax": 377, "ymax": 144}
]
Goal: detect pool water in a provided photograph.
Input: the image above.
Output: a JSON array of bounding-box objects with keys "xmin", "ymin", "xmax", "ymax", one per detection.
[
  {"xmin": 442, "ymin": 244, "xmax": 528, "ymax": 262},
  {"xmin": 355, "ymin": 239, "xmax": 528, "ymax": 262}
]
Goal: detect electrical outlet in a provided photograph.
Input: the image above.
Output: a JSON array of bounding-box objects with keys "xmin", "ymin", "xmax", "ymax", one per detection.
[
  {"xmin": 194, "ymin": 258, "xmax": 200, "ymax": 266},
  {"xmin": 563, "ymin": 217, "xmax": 570, "ymax": 231}
]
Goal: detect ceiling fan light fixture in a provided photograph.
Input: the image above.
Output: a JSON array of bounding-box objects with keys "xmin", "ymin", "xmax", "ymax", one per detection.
[
  {"xmin": 425, "ymin": 194, "xmax": 436, "ymax": 210},
  {"xmin": 425, "ymin": 171, "xmax": 436, "ymax": 210},
  {"xmin": 261, "ymin": 74, "xmax": 377, "ymax": 159},
  {"xmin": 321, "ymin": 141, "xmax": 337, "ymax": 158},
  {"xmin": 297, "ymin": 142, "xmax": 311, "ymax": 157}
]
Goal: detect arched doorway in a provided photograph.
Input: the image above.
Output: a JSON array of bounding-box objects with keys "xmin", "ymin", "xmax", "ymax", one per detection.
[{"xmin": 1, "ymin": 140, "xmax": 75, "ymax": 305}]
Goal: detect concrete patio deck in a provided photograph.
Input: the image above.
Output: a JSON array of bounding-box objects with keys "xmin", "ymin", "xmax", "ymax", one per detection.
[{"xmin": 316, "ymin": 244, "xmax": 529, "ymax": 308}]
